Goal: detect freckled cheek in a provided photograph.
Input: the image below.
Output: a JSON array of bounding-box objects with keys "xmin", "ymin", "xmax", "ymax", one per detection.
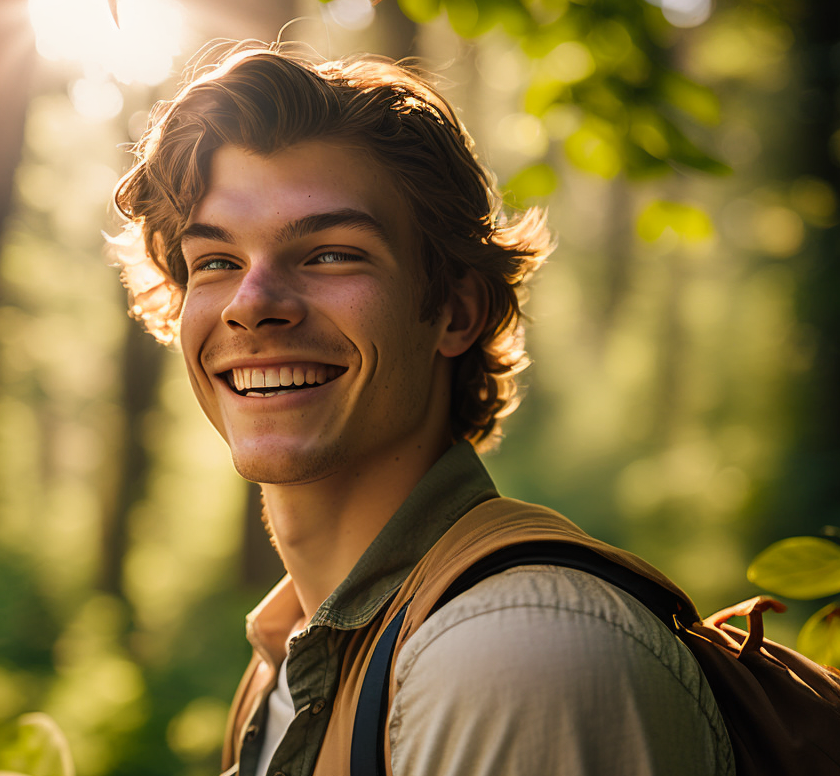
[
  {"xmin": 179, "ymin": 295, "xmax": 220, "ymax": 381},
  {"xmin": 182, "ymin": 285, "xmax": 225, "ymax": 330},
  {"xmin": 327, "ymin": 283, "xmax": 388, "ymax": 331},
  {"xmin": 362, "ymin": 298, "xmax": 408, "ymax": 351}
]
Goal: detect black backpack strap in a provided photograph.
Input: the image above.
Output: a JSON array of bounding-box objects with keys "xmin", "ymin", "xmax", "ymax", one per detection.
[
  {"xmin": 350, "ymin": 600, "xmax": 409, "ymax": 776},
  {"xmin": 431, "ymin": 541, "xmax": 688, "ymax": 629},
  {"xmin": 349, "ymin": 540, "xmax": 687, "ymax": 776}
]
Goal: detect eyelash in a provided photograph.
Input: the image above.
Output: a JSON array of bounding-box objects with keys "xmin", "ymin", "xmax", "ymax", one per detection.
[
  {"xmin": 309, "ymin": 250, "xmax": 362, "ymax": 265},
  {"xmin": 193, "ymin": 257, "xmax": 239, "ymax": 272}
]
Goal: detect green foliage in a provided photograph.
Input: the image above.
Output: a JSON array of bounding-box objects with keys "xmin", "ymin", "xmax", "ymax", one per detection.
[
  {"xmin": 659, "ymin": 72, "xmax": 720, "ymax": 125},
  {"xmin": 398, "ymin": 0, "xmax": 441, "ymax": 23},
  {"xmin": 398, "ymin": 0, "xmax": 727, "ymax": 180},
  {"xmin": 798, "ymin": 603, "xmax": 840, "ymax": 668},
  {"xmin": 564, "ymin": 117, "xmax": 623, "ymax": 178},
  {"xmin": 0, "ymin": 714, "xmax": 74, "ymax": 776},
  {"xmin": 748, "ymin": 537, "xmax": 840, "ymax": 600},
  {"xmin": 401, "ymin": 0, "xmax": 531, "ymax": 37},
  {"xmin": 749, "ymin": 534, "xmax": 840, "ymax": 667},
  {"xmin": 505, "ymin": 162, "xmax": 559, "ymax": 205}
]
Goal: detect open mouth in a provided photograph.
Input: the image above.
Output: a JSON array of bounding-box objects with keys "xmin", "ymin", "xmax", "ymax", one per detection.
[{"xmin": 224, "ymin": 364, "xmax": 346, "ymax": 398}]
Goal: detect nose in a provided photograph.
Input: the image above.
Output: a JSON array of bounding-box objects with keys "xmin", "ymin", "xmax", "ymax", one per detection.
[{"xmin": 221, "ymin": 262, "xmax": 306, "ymax": 331}]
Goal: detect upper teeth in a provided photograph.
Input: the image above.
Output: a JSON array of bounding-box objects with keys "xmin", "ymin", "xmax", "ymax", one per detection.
[{"xmin": 230, "ymin": 365, "xmax": 338, "ymax": 392}]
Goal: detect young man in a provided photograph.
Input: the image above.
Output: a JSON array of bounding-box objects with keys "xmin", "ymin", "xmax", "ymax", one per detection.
[{"xmin": 113, "ymin": 41, "xmax": 733, "ymax": 776}]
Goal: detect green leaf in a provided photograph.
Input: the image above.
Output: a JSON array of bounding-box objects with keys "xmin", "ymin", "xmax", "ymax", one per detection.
[
  {"xmin": 586, "ymin": 19, "xmax": 633, "ymax": 68},
  {"xmin": 748, "ymin": 537, "xmax": 840, "ymax": 599},
  {"xmin": 660, "ymin": 72, "xmax": 721, "ymax": 126},
  {"xmin": 571, "ymin": 80, "xmax": 626, "ymax": 123},
  {"xmin": 564, "ymin": 118, "xmax": 622, "ymax": 178},
  {"xmin": 524, "ymin": 79, "xmax": 568, "ymax": 117},
  {"xmin": 495, "ymin": 0, "xmax": 532, "ymax": 37},
  {"xmin": 623, "ymin": 144, "xmax": 671, "ymax": 180},
  {"xmin": 651, "ymin": 114, "xmax": 731, "ymax": 176},
  {"xmin": 504, "ymin": 163, "xmax": 558, "ymax": 206},
  {"xmin": 443, "ymin": 0, "xmax": 481, "ymax": 37},
  {"xmin": 398, "ymin": 0, "xmax": 442, "ymax": 24},
  {"xmin": 629, "ymin": 110, "xmax": 669, "ymax": 160},
  {"xmin": 797, "ymin": 602, "xmax": 840, "ymax": 668},
  {"xmin": 520, "ymin": 17, "xmax": 580, "ymax": 60},
  {"xmin": 667, "ymin": 130, "xmax": 731, "ymax": 175},
  {"xmin": 0, "ymin": 714, "xmax": 74, "ymax": 776}
]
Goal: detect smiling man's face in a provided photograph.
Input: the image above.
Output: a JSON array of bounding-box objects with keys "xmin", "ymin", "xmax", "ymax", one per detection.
[{"xmin": 178, "ymin": 141, "xmax": 453, "ymax": 485}]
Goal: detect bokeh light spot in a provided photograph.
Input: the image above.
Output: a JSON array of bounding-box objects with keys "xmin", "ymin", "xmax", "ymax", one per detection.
[
  {"xmin": 477, "ymin": 46, "xmax": 526, "ymax": 92},
  {"xmin": 658, "ymin": 0, "xmax": 712, "ymax": 29},
  {"xmin": 69, "ymin": 77, "xmax": 124, "ymax": 121},
  {"xmin": 167, "ymin": 697, "xmax": 229, "ymax": 760},
  {"xmin": 326, "ymin": 0, "xmax": 375, "ymax": 31},
  {"xmin": 637, "ymin": 200, "xmax": 714, "ymax": 243},
  {"xmin": 790, "ymin": 176, "xmax": 837, "ymax": 227},
  {"xmin": 496, "ymin": 112, "xmax": 549, "ymax": 156},
  {"xmin": 752, "ymin": 205, "xmax": 804, "ymax": 256},
  {"xmin": 719, "ymin": 123, "xmax": 762, "ymax": 166},
  {"xmin": 542, "ymin": 41, "xmax": 596, "ymax": 84}
]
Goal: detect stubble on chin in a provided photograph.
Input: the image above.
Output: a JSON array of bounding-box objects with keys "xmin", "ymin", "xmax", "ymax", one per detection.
[{"xmin": 230, "ymin": 443, "xmax": 344, "ymax": 487}]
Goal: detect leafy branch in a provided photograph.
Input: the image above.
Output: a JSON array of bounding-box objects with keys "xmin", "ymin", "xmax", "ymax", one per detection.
[{"xmin": 748, "ymin": 533, "xmax": 840, "ymax": 667}]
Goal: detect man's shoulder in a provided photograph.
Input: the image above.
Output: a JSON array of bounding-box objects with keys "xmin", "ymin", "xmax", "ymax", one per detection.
[
  {"xmin": 398, "ymin": 564, "xmax": 693, "ymax": 684},
  {"xmin": 389, "ymin": 565, "xmax": 735, "ymax": 776}
]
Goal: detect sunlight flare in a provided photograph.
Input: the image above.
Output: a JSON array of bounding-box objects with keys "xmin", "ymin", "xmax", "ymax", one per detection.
[{"xmin": 27, "ymin": 0, "xmax": 183, "ymax": 85}]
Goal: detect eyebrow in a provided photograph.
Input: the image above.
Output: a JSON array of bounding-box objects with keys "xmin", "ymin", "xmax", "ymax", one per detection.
[{"xmin": 180, "ymin": 208, "xmax": 394, "ymax": 251}]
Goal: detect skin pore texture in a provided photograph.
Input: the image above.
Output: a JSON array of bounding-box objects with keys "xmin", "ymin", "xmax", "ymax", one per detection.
[{"xmin": 179, "ymin": 141, "xmax": 487, "ymax": 618}]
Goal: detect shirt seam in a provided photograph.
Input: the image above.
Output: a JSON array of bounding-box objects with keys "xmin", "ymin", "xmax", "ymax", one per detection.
[{"xmin": 393, "ymin": 596, "xmax": 732, "ymax": 766}]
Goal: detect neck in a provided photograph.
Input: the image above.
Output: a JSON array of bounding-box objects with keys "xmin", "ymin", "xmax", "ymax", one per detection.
[{"xmin": 261, "ymin": 437, "xmax": 450, "ymax": 620}]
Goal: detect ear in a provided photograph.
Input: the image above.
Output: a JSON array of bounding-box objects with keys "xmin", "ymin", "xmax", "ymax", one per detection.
[{"xmin": 437, "ymin": 271, "xmax": 489, "ymax": 358}]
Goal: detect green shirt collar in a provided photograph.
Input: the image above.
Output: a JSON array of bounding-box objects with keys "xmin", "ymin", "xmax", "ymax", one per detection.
[{"xmin": 311, "ymin": 441, "xmax": 498, "ymax": 629}]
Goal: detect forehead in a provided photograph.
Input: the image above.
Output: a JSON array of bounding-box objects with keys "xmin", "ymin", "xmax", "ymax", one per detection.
[{"xmin": 188, "ymin": 141, "xmax": 410, "ymax": 247}]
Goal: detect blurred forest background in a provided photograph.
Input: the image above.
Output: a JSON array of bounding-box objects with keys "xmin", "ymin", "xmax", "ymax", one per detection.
[{"xmin": 0, "ymin": 0, "xmax": 838, "ymax": 773}]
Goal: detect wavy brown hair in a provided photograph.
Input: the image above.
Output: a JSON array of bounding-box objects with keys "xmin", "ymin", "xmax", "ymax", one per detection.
[{"xmin": 113, "ymin": 40, "xmax": 552, "ymax": 450}]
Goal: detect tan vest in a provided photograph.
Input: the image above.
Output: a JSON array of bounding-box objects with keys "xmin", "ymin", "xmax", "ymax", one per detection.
[{"xmin": 223, "ymin": 497, "xmax": 695, "ymax": 776}]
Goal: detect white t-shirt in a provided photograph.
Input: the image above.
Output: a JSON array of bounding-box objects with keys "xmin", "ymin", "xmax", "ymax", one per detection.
[
  {"xmin": 255, "ymin": 658, "xmax": 295, "ymax": 776},
  {"xmin": 257, "ymin": 566, "xmax": 734, "ymax": 776}
]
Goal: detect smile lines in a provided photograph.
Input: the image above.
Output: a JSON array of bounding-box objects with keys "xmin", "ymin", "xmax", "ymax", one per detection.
[{"xmin": 226, "ymin": 364, "xmax": 344, "ymax": 397}]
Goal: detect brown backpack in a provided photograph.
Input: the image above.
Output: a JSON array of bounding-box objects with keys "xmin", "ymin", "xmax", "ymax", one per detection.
[
  {"xmin": 686, "ymin": 594, "xmax": 840, "ymax": 774},
  {"xmin": 351, "ymin": 541, "xmax": 840, "ymax": 776}
]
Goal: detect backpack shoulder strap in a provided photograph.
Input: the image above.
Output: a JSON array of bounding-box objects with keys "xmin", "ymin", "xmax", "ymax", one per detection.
[
  {"xmin": 349, "ymin": 540, "xmax": 685, "ymax": 776},
  {"xmin": 350, "ymin": 601, "xmax": 409, "ymax": 776},
  {"xmin": 430, "ymin": 540, "xmax": 686, "ymax": 628}
]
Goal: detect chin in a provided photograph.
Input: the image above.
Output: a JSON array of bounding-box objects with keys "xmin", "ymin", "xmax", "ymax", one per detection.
[{"xmin": 230, "ymin": 444, "xmax": 344, "ymax": 486}]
